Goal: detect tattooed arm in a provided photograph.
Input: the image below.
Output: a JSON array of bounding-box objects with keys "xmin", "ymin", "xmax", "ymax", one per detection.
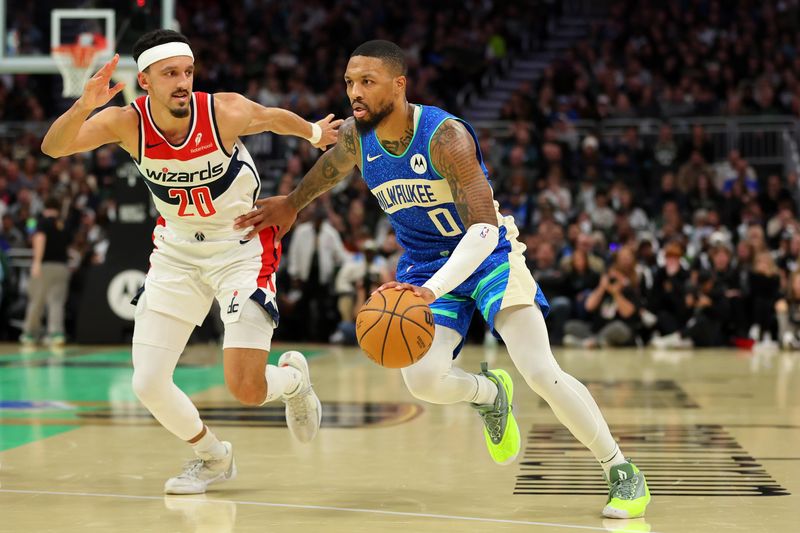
[
  {"xmin": 429, "ymin": 119, "xmax": 498, "ymax": 228},
  {"xmin": 288, "ymin": 118, "xmax": 360, "ymax": 211},
  {"xmin": 234, "ymin": 118, "xmax": 360, "ymax": 240}
]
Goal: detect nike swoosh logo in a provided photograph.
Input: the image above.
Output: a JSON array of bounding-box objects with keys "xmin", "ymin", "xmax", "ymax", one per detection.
[
  {"xmin": 366, "ymin": 154, "xmax": 382, "ymax": 162},
  {"xmin": 239, "ymin": 239, "xmax": 250, "ymax": 245},
  {"xmin": 145, "ymin": 141, "xmax": 165, "ymax": 149}
]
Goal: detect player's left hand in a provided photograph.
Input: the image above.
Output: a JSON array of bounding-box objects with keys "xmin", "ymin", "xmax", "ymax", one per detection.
[
  {"xmin": 313, "ymin": 114, "xmax": 344, "ymax": 151},
  {"xmin": 373, "ymin": 281, "xmax": 436, "ymax": 304}
]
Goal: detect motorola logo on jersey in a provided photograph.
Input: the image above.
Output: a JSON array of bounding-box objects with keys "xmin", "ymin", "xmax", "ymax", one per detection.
[
  {"xmin": 144, "ymin": 160, "xmax": 225, "ymax": 183},
  {"xmin": 410, "ymin": 153, "xmax": 428, "ymax": 174}
]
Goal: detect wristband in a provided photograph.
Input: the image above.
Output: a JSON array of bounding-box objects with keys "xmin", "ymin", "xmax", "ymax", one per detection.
[{"xmin": 308, "ymin": 122, "xmax": 322, "ymax": 144}]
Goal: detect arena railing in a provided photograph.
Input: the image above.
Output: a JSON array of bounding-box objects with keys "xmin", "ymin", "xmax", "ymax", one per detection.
[
  {"xmin": 472, "ymin": 115, "xmax": 800, "ymax": 170},
  {"xmin": 2, "ymin": 115, "xmax": 798, "ymax": 173}
]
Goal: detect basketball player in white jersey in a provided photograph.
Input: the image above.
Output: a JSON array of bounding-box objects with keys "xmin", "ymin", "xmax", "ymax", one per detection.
[{"xmin": 41, "ymin": 30, "xmax": 341, "ymax": 495}]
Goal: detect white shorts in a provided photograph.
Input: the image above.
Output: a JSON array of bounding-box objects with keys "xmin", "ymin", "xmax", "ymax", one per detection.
[{"xmin": 134, "ymin": 221, "xmax": 281, "ymax": 328}]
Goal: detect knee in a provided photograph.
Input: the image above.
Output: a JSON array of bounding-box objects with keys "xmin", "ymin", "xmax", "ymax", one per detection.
[
  {"xmin": 226, "ymin": 376, "xmax": 266, "ymax": 406},
  {"xmin": 132, "ymin": 370, "xmax": 167, "ymax": 405},
  {"xmin": 403, "ymin": 368, "xmax": 444, "ymax": 403}
]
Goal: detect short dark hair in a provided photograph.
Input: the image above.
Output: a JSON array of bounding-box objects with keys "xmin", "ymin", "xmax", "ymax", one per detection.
[
  {"xmin": 350, "ymin": 40, "xmax": 407, "ymax": 76},
  {"xmin": 132, "ymin": 29, "xmax": 191, "ymax": 66}
]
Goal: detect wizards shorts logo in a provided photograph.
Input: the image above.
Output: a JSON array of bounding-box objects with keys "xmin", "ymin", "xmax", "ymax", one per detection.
[{"xmin": 227, "ymin": 290, "xmax": 240, "ymax": 314}]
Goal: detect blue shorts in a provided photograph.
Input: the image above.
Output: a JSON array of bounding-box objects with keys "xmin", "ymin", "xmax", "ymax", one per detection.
[{"xmin": 397, "ymin": 250, "xmax": 550, "ymax": 357}]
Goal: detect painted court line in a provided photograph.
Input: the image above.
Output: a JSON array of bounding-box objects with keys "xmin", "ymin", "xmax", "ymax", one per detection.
[{"xmin": 0, "ymin": 488, "xmax": 656, "ymax": 532}]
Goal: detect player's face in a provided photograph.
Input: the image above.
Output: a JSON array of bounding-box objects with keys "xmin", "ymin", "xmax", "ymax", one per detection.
[
  {"xmin": 345, "ymin": 56, "xmax": 402, "ymax": 132},
  {"xmin": 139, "ymin": 56, "xmax": 194, "ymax": 118}
]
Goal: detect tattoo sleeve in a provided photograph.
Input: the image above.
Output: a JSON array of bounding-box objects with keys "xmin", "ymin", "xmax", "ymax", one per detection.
[
  {"xmin": 429, "ymin": 119, "xmax": 497, "ymax": 227},
  {"xmin": 288, "ymin": 119, "xmax": 360, "ymax": 210}
]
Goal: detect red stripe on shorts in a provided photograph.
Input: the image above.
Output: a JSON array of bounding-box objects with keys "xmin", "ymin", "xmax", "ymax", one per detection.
[
  {"xmin": 257, "ymin": 225, "xmax": 281, "ymax": 291},
  {"xmin": 152, "ymin": 216, "xmax": 166, "ymax": 241}
]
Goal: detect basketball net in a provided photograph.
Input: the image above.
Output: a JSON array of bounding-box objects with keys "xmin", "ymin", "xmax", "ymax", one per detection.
[{"xmin": 51, "ymin": 33, "xmax": 107, "ymax": 97}]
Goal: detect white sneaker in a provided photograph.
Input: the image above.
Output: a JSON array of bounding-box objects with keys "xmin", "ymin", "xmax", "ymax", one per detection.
[
  {"xmin": 279, "ymin": 351, "xmax": 322, "ymax": 443},
  {"xmin": 164, "ymin": 441, "xmax": 236, "ymax": 495}
]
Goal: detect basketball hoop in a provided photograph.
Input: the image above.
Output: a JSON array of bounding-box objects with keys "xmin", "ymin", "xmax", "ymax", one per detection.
[{"xmin": 51, "ymin": 33, "xmax": 107, "ymax": 97}]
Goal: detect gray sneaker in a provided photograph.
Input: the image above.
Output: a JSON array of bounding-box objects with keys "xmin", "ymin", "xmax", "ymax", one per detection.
[
  {"xmin": 279, "ymin": 351, "xmax": 322, "ymax": 443},
  {"xmin": 164, "ymin": 441, "xmax": 236, "ymax": 495},
  {"xmin": 470, "ymin": 362, "xmax": 521, "ymax": 465},
  {"xmin": 603, "ymin": 461, "xmax": 651, "ymax": 518}
]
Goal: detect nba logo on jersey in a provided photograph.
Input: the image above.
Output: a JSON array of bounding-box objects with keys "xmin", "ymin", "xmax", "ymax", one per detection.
[{"xmin": 410, "ymin": 154, "xmax": 427, "ymax": 174}]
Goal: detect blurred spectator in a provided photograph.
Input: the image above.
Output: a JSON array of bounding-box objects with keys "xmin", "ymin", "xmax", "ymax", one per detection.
[
  {"xmin": 647, "ymin": 241, "xmax": 690, "ymax": 338},
  {"xmin": 564, "ymin": 246, "xmax": 642, "ymax": 348},
  {"xmin": 330, "ymin": 239, "xmax": 389, "ymax": 345},
  {"xmin": 0, "ymin": 213, "xmax": 25, "ymax": 250},
  {"xmin": 19, "ymin": 196, "xmax": 71, "ymax": 346},
  {"xmin": 748, "ymin": 251, "xmax": 782, "ymax": 343},
  {"xmin": 286, "ymin": 205, "xmax": 350, "ymax": 342},
  {"xmin": 776, "ymin": 271, "xmax": 800, "ymax": 350}
]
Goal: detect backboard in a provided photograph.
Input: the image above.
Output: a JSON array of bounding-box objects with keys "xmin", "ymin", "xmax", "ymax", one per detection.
[{"xmin": 0, "ymin": 0, "xmax": 176, "ymax": 101}]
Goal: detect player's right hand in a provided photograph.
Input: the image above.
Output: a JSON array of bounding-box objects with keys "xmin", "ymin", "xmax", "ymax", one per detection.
[
  {"xmin": 312, "ymin": 114, "xmax": 344, "ymax": 151},
  {"xmin": 234, "ymin": 195, "xmax": 298, "ymax": 242},
  {"xmin": 77, "ymin": 54, "xmax": 125, "ymax": 110}
]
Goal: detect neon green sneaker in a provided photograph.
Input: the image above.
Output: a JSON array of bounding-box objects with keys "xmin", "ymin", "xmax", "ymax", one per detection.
[
  {"xmin": 603, "ymin": 461, "xmax": 651, "ymax": 519},
  {"xmin": 471, "ymin": 362, "xmax": 521, "ymax": 465}
]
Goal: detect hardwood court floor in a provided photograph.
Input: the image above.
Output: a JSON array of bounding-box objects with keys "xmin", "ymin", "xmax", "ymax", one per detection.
[{"xmin": 1, "ymin": 341, "xmax": 799, "ymax": 532}]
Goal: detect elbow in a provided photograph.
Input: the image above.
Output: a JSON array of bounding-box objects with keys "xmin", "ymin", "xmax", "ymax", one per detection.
[{"xmin": 41, "ymin": 142, "xmax": 64, "ymax": 159}]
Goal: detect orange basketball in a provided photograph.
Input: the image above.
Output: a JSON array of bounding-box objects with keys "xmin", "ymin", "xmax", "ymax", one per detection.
[{"xmin": 356, "ymin": 289, "xmax": 435, "ymax": 368}]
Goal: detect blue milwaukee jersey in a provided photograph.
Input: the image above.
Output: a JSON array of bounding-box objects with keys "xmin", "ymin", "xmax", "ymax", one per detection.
[{"xmin": 359, "ymin": 105, "xmax": 509, "ymax": 268}]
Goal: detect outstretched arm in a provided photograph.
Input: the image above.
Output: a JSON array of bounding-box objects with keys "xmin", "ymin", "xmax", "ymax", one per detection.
[
  {"xmin": 214, "ymin": 92, "xmax": 342, "ymax": 150},
  {"xmin": 41, "ymin": 54, "xmax": 130, "ymax": 158},
  {"xmin": 233, "ymin": 118, "xmax": 361, "ymax": 240},
  {"xmin": 376, "ymin": 119, "xmax": 499, "ymax": 303}
]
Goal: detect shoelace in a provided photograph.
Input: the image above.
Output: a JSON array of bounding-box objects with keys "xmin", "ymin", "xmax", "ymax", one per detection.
[
  {"xmin": 284, "ymin": 386, "xmax": 312, "ymax": 423},
  {"xmin": 477, "ymin": 406, "xmax": 503, "ymax": 441},
  {"xmin": 611, "ymin": 476, "xmax": 638, "ymax": 500},
  {"xmin": 177, "ymin": 458, "xmax": 206, "ymax": 479}
]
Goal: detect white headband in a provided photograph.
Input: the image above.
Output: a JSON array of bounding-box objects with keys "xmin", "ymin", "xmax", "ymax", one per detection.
[{"xmin": 137, "ymin": 42, "xmax": 194, "ymax": 72}]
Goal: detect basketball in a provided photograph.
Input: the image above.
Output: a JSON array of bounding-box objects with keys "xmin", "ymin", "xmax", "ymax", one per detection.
[{"xmin": 356, "ymin": 289, "xmax": 435, "ymax": 368}]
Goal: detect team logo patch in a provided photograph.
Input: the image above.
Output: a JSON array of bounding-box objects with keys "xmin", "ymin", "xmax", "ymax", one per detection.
[
  {"xmin": 410, "ymin": 153, "xmax": 428, "ymax": 174},
  {"xmin": 227, "ymin": 290, "xmax": 240, "ymax": 314}
]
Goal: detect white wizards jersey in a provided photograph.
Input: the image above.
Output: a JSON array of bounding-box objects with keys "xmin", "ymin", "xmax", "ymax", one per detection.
[{"xmin": 130, "ymin": 92, "xmax": 260, "ymax": 240}]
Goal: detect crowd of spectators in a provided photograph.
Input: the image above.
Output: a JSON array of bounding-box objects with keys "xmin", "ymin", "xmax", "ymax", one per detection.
[
  {"xmin": 2, "ymin": 1, "xmax": 800, "ymax": 352},
  {"xmin": 2, "ymin": 0, "xmax": 539, "ymax": 121},
  {"xmin": 501, "ymin": 0, "xmax": 800, "ymax": 123}
]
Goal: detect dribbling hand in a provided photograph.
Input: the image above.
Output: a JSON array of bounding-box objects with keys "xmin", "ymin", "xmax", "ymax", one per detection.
[
  {"xmin": 312, "ymin": 114, "xmax": 344, "ymax": 151},
  {"xmin": 77, "ymin": 54, "xmax": 125, "ymax": 110},
  {"xmin": 372, "ymin": 281, "xmax": 436, "ymax": 305}
]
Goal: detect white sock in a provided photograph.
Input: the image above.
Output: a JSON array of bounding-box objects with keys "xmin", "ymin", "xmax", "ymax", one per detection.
[
  {"xmin": 599, "ymin": 444, "xmax": 627, "ymax": 477},
  {"xmin": 262, "ymin": 364, "xmax": 302, "ymax": 404},
  {"xmin": 192, "ymin": 427, "xmax": 227, "ymax": 460},
  {"xmin": 470, "ymin": 374, "xmax": 499, "ymax": 405}
]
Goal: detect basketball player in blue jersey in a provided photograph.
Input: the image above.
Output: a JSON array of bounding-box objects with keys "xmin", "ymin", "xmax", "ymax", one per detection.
[
  {"xmin": 42, "ymin": 30, "xmax": 341, "ymax": 495},
  {"xmin": 236, "ymin": 40, "xmax": 650, "ymax": 518}
]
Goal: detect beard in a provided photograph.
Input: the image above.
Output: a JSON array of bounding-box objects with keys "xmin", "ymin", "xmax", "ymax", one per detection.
[
  {"xmin": 169, "ymin": 91, "xmax": 191, "ymax": 118},
  {"xmin": 354, "ymin": 100, "xmax": 394, "ymax": 134},
  {"xmin": 169, "ymin": 106, "xmax": 190, "ymax": 118}
]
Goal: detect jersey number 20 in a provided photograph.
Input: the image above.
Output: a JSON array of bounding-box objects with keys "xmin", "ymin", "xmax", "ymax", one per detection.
[{"xmin": 168, "ymin": 186, "xmax": 217, "ymax": 217}]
